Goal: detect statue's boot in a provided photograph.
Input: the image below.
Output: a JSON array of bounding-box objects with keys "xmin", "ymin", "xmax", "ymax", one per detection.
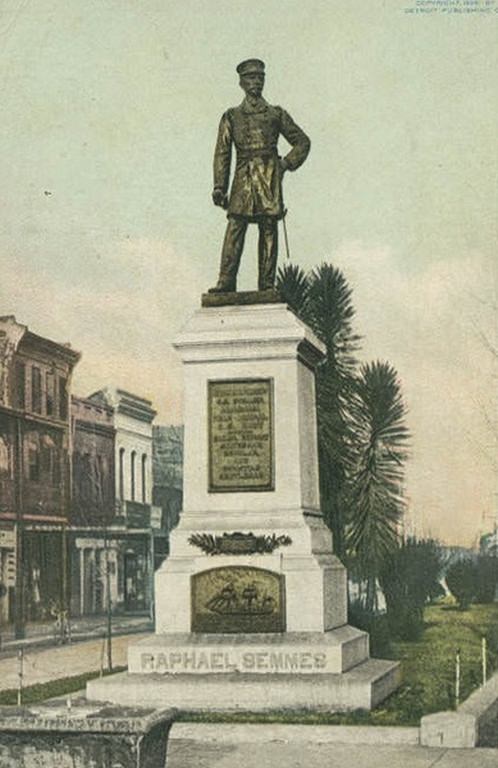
[
  {"xmin": 209, "ymin": 217, "xmax": 247, "ymax": 293},
  {"xmin": 258, "ymin": 217, "xmax": 278, "ymax": 291},
  {"xmin": 207, "ymin": 283, "xmax": 234, "ymax": 294}
]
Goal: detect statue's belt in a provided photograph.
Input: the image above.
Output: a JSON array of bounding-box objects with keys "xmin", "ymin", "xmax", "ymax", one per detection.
[{"xmin": 236, "ymin": 148, "xmax": 278, "ymax": 162}]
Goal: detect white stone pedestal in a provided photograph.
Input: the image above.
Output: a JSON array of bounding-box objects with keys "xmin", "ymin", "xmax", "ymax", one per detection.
[{"xmin": 88, "ymin": 302, "xmax": 400, "ymax": 712}]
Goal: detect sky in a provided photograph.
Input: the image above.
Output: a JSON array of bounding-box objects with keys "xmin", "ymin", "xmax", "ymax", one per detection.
[{"xmin": 0, "ymin": 0, "xmax": 496, "ymax": 545}]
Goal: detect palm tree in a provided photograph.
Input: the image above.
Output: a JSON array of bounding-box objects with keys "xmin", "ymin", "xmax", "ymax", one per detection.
[
  {"xmin": 347, "ymin": 361, "xmax": 410, "ymax": 612},
  {"xmin": 277, "ymin": 263, "xmax": 360, "ymax": 556}
]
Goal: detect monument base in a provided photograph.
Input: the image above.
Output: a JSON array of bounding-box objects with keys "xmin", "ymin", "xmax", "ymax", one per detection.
[
  {"xmin": 125, "ymin": 628, "xmax": 370, "ymax": 676},
  {"xmin": 86, "ymin": 629, "xmax": 400, "ymax": 713},
  {"xmin": 201, "ymin": 288, "xmax": 282, "ymax": 307},
  {"xmin": 86, "ymin": 303, "xmax": 401, "ymax": 716},
  {"xmin": 87, "ymin": 660, "xmax": 399, "ymax": 714}
]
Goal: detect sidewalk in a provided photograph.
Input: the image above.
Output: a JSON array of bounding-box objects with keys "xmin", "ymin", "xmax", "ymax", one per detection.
[
  {"xmin": 0, "ymin": 636, "xmax": 495, "ymax": 765},
  {"xmin": 0, "ymin": 632, "xmax": 152, "ymax": 692},
  {"xmin": 0, "ymin": 614, "xmax": 152, "ymax": 656},
  {"xmin": 166, "ymin": 738, "xmax": 498, "ymax": 767}
]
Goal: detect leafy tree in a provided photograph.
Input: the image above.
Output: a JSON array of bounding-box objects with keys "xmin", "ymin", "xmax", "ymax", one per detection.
[
  {"xmin": 475, "ymin": 555, "xmax": 498, "ymax": 604},
  {"xmin": 445, "ymin": 558, "xmax": 478, "ymax": 610},
  {"xmin": 347, "ymin": 362, "xmax": 410, "ymax": 612},
  {"xmin": 378, "ymin": 537, "xmax": 446, "ymax": 640}
]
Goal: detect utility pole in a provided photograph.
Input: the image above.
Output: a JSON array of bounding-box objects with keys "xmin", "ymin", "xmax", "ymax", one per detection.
[
  {"xmin": 104, "ymin": 519, "xmax": 112, "ymax": 672},
  {"xmin": 455, "ymin": 648, "xmax": 461, "ymax": 710},
  {"xmin": 96, "ymin": 452, "xmax": 112, "ymax": 673},
  {"xmin": 14, "ymin": 418, "xmax": 24, "ymax": 640},
  {"xmin": 61, "ymin": 521, "xmax": 69, "ymax": 643},
  {"xmin": 149, "ymin": 526, "xmax": 155, "ymax": 628},
  {"xmin": 482, "ymin": 636, "xmax": 487, "ymax": 686}
]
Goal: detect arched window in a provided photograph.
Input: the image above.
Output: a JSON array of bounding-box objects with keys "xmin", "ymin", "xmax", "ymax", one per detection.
[
  {"xmin": 130, "ymin": 451, "xmax": 136, "ymax": 501},
  {"xmin": 119, "ymin": 448, "xmax": 125, "ymax": 500},
  {"xmin": 41, "ymin": 434, "xmax": 58, "ymax": 485},
  {"xmin": 31, "ymin": 366, "xmax": 42, "ymax": 414},
  {"xmin": 26, "ymin": 434, "xmax": 40, "ymax": 482},
  {"xmin": 141, "ymin": 454, "xmax": 147, "ymax": 503},
  {"xmin": 0, "ymin": 436, "xmax": 9, "ymax": 476}
]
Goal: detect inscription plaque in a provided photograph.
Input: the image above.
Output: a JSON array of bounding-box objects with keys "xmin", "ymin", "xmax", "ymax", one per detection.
[
  {"xmin": 191, "ymin": 566, "xmax": 285, "ymax": 633},
  {"xmin": 208, "ymin": 378, "xmax": 274, "ymax": 492}
]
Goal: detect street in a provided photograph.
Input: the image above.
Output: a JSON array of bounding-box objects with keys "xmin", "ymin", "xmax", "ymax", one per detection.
[{"xmin": 0, "ymin": 614, "xmax": 152, "ymax": 653}]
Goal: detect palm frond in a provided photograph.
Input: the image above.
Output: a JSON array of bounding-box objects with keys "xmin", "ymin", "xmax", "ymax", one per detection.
[
  {"xmin": 276, "ymin": 263, "xmax": 310, "ymax": 316},
  {"xmin": 346, "ymin": 360, "xmax": 411, "ymax": 602}
]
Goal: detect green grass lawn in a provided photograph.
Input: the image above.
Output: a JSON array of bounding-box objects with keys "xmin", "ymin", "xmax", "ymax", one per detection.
[
  {"xmin": 1, "ymin": 602, "xmax": 496, "ymax": 726},
  {"xmin": 375, "ymin": 601, "xmax": 498, "ymax": 725},
  {"xmin": 177, "ymin": 601, "xmax": 498, "ymax": 727},
  {"xmin": 0, "ymin": 667, "xmax": 126, "ymax": 707}
]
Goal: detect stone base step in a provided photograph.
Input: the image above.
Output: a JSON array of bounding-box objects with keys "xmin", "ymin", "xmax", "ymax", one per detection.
[
  {"xmin": 87, "ymin": 658, "xmax": 400, "ymax": 713},
  {"xmin": 127, "ymin": 626, "xmax": 369, "ymax": 676}
]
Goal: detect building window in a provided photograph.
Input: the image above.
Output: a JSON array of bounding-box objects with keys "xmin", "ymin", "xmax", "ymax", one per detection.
[
  {"xmin": 46, "ymin": 372, "xmax": 55, "ymax": 416},
  {"xmin": 130, "ymin": 451, "xmax": 136, "ymax": 501},
  {"xmin": 0, "ymin": 436, "xmax": 9, "ymax": 476},
  {"xmin": 15, "ymin": 361, "xmax": 26, "ymax": 409},
  {"xmin": 28, "ymin": 446, "xmax": 40, "ymax": 482},
  {"xmin": 96, "ymin": 454, "xmax": 105, "ymax": 507},
  {"xmin": 31, "ymin": 366, "xmax": 42, "ymax": 414},
  {"xmin": 141, "ymin": 454, "xmax": 147, "ymax": 503},
  {"xmin": 119, "ymin": 448, "xmax": 125, "ymax": 500},
  {"xmin": 41, "ymin": 435, "xmax": 58, "ymax": 485},
  {"xmin": 52, "ymin": 446, "xmax": 61, "ymax": 486},
  {"xmin": 96, "ymin": 454, "xmax": 103, "ymax": 482},
  {"xmin": 58, "ymin": 376, "xmax": 68, "ymax": 420}
]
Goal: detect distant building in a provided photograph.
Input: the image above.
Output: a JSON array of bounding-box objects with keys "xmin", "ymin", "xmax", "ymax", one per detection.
[
  {"xmin": 480, "ymin": 530, "xmax": 498, "ymax": 557},
  {"xmin": 69, "ymin": 395, "xmax": 116, "ymax": 616},
  {"xmin": 0, "ymin": 316, "xmax": 80, "ymax": 635},
  {"xmin": 85, "ymin": 388, "xmax": 164, "ymax": 614},
  {"xmin": 152, "ymin": 424, "xmax": 183, "ymax": 550}
]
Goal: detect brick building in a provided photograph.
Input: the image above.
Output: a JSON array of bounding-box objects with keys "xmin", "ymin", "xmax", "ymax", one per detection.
[
  {"xmin": 0, "ymin": 316, "xmax": 80, "ymax": 636},
  {"xmin": 69, "ymin": 395, "xmax": 116, "ymax": 616}
]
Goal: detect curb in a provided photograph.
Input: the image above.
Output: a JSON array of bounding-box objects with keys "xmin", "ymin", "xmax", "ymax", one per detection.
[{"xmin": 169, "ymin": 722, "xmax": 421, "ymax": 746}]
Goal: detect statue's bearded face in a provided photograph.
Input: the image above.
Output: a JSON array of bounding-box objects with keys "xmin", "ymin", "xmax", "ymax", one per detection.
[{"xmin": 240, "ymin": 71, "xmax": 265, "ymax": 98}]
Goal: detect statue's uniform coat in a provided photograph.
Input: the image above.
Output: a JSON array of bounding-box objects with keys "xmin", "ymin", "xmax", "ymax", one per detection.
[{"xmin": 214, "ymin": 97, "xmax": 310, "ymax": 220}]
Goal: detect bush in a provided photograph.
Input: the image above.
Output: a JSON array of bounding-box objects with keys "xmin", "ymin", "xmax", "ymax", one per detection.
[
  {"xmin": 348, "ymin": 600, "xmax": 392, "ymax": 657},
  {"xmin": 475, "ymin": 555, "xmax": 498, "ymax": 604},
  {"xmin": 386, "ymin": 603, "xmax": 424, "ymax": 641},
  {"xmin": 445, "ymin": 558, "xmax": 478, "ymax": 610}
]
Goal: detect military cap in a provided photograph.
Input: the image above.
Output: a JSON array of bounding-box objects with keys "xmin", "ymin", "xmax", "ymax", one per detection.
[{"xmin": 236, "ymin": 59, "xmax": 265, "ymax": 76}]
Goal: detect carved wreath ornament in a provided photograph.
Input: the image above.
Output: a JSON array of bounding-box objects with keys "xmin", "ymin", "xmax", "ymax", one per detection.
[{"xmin": 188, "ymin": 531, "xmax": 292, "ymax": 556}]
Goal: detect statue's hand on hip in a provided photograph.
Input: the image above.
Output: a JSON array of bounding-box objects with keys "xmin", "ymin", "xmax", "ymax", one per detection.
[
  {"xmin": 278, "ymin": 157, "xmax": 289, "ymax": 176},
  {"xmin": 212, "ymin": 188, "xmax": 228, "ymax": 208}
]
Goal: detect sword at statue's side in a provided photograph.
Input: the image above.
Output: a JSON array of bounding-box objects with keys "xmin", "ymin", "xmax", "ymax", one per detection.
[{"xmin": 282, "ymin": 208, "xmax": 291, "ymax": 261}]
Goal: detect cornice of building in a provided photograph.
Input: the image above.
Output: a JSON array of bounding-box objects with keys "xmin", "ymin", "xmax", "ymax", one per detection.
[
  {"xmin": 20, "ymin": 330, "xmax": 81, "ymax": 367},
  {"xmin": 73, "ymin": 419, "xmax": 116, "ymax": 438},
  {"xmin": 88, "ymin": 388, "xmax": 156, "ymax": 424},
  {"xmin": 71, "ymin": 394, "xmax": 114, "ymax": 417}
]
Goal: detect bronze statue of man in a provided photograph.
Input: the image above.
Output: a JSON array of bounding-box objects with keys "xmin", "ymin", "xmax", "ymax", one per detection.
[{"xmin": 209, "ymin": 59, "xmax": 310, "ymax": 293}]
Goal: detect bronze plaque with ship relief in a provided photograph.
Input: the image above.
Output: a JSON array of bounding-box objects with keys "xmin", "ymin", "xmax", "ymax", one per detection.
[
  {"xmin": 208, "ymin": 378, "xmax": 274, "ymax": 492},
  {"xmin": 191, "ymin": 566, "xmax": 285, "ymax": 633}
]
